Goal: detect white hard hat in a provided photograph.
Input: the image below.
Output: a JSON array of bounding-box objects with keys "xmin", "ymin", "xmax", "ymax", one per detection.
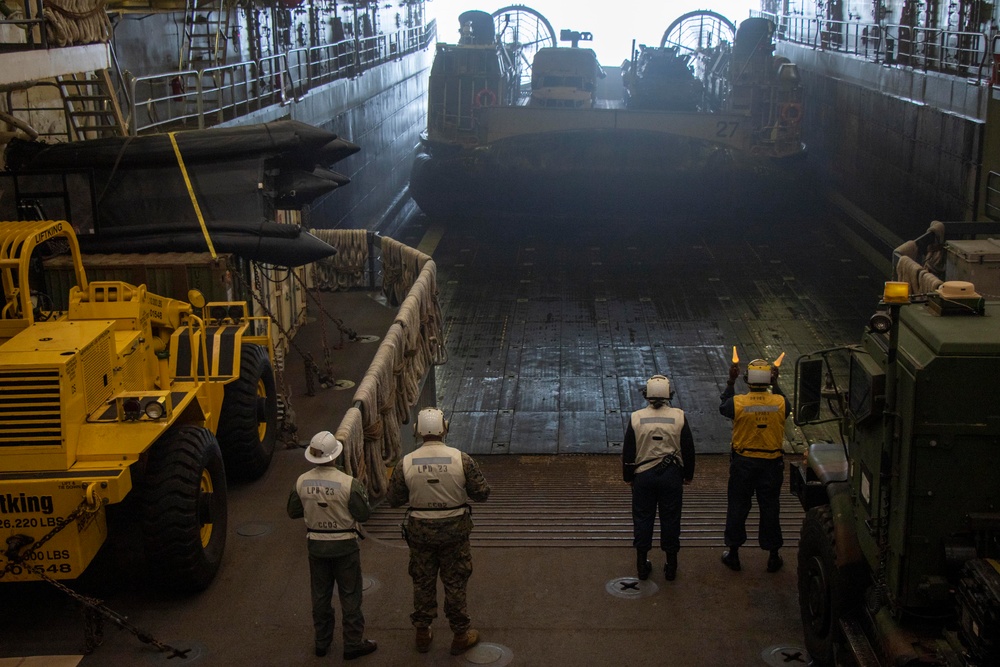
[
  {"xmin": 305, "ymin": 431, "xmax": 343, "ymax": 464},
  {"xmin": 416, "ymin": 407, "xmax": 448, "ymax": 437},
  {"xmin": 645, "ymin": 375, "xmax": 671, "ymax": 400},
  {"xmin": 746, "ymin": 359, "xmax": 772, "ymax": 386}
]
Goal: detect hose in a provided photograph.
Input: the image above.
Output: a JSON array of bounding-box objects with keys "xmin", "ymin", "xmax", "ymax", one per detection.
[{"xmin": 0, "ymin": 110, "xmax": 39, "ymax": 141}]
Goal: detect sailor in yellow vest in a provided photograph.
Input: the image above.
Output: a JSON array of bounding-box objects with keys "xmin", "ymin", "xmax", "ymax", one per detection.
[
  {"xmin": 387, "ymin": 408, "xmax": 491, "ymax": 656},
  {"xmin": 719, "ymin": 358, "xmax": 790, "ymax": 573},
  {"xmin": 622, "ymin": 375, "xmax": 696, "ymax": 581},
  {"xmin": 287, "ymin": 432, "xmax": 378, "ymax": 660}
]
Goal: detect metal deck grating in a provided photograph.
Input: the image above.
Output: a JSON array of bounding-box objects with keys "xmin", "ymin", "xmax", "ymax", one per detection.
[
  {"xmin": 368, "ymin": 456, "xmax": 805, "ymax": 548},
  {"xmin": 431, "ymin": 210, "xmax": 885, "ymax": 455}
]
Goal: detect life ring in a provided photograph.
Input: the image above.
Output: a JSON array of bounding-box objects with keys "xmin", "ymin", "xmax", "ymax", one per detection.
[
  {"xmin": 474, "ymin": 88, "xmax": 497, "ymax": 108},
  {"xmin": 779, "ymin": 102, "xmax": 803, "ymax": 124}
]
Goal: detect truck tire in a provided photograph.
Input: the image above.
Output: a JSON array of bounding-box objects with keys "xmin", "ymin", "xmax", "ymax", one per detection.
[
  {"xmin": 140, "ymin": 425, "xmax": 228, "ymax": 593},
  {"xmin": 216, "ymin": 343, "xmax": 278, "ymax": 482},
  {"xmin": 798, "ymin": 505, "xmax": 862, "ymax": 666}
]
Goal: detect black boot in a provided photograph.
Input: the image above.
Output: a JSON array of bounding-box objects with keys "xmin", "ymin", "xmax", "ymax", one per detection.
[
  {"xmin": 664, "ymin": 553, "xmax": 677, "ymax": 581},
  {"xmin": 636, "ymin": 550, "xmax": 652, "ymax": 580},
  {"xmin": 767, "ymin": 549, "xmax": 783, "ymax": 573},
  {"xmin": 721, "ymin": 547, "xmax": 741, "ymax": 571}
]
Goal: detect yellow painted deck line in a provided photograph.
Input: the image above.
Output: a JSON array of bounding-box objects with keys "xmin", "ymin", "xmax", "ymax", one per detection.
[
  {"xmin": 416, "ymin": 223, "xmax": 445, "ymax": 256},
  {"xmin": 0, "ymin": 657, "xmax": 83, "ymax": 666}
]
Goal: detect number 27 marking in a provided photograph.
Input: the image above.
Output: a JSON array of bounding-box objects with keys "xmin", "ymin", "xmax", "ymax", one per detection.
[{"xmin": 716, "ymin": 122, "xmax": 739, "ymax": 137}]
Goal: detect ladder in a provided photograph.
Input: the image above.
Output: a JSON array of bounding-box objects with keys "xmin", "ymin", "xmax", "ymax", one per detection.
[
  {"xmin": 180, "ymin": 0, "xmax": 232, "ymax": 71},
  {"xmin": 55, "ymin": 70, "xmax": 127, "ymax": 140}
]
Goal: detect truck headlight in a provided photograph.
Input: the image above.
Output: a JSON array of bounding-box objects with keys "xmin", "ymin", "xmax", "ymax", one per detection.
[
  {"xmin": 123, "ymin": 397, "xmax": 142, "ymax": 421},
  {"xmin": 869, "ymin": 312, "xmax": 892, "ymax": 334}
]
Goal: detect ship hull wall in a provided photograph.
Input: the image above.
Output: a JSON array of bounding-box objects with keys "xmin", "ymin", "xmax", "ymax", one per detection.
[
  {"xmin": 775, "ymin": 41, "xmax": 985, "ymax": 238},
  {"xmin": 297, "ymin": 51, "xmax": 430, "ymax": 231},
  {"xmin": 219, "ymin": 49, "xmax": 431, "ymax": 231},
  {"xmin": 109, "ymin": 10, "xmax": 431, "ymax": 233}
]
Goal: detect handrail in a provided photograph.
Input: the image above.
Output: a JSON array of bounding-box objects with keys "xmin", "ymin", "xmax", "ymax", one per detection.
[
  {"xmin": 758, "ymin": 11, "xmax": 992, "ymax": 82},
  {"xmin": 299, "ymin": 231, "xmax": 445, "ymax": 500},
  {"xmin": 0, "ymin": 0, "xmax": 49, "ymax": 50},
  {"xmin": 126, "ymin": 21, "xmax": 436, "ymax": 136}
]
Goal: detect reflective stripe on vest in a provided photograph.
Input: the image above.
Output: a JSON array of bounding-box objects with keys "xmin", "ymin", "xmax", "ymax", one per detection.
[
  {"xmin": 296, "ymin": 467, "xmax": 358, "ymax": 540},
  {"xmin": 732, "ymin": 391, "xmax": 786, "ymax": 459},
  {"xmin": 631, "ymin": 405, "xmax": 685, "ymax": 475},
  {"xmin": 403, "ymin": 441, "xmax": 469, "ymax": 519}
]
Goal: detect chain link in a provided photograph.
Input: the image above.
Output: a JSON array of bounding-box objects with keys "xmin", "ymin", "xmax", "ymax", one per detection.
[
  {"xmin": 289, "ymin": 268, "xmax": 357, "ymax": 342},
  {"xmin": 235, "ymin": 262, "xmax": 348, "ymax": 396},
  {"xmin": 30, "ymin": 566, "xmax": 190, "ymax": 658},
  {"xmin": 1, "ymin": 491, "xmax": 190, "ymax": 658},
  {"xmin": 242, "ymin": 263, "xmax": 323, "ymax": 383},
  {"xmin": 289, "ymin": 268, "xmax": 360, "ymax": 387},
  {"xmin": 2, "ymin": 495, "xmax": 97, "ymax": 579}
]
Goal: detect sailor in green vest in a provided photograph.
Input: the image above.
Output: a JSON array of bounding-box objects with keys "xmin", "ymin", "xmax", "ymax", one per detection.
[
  {"xmin": 387, "ymin": 407, "xmax": 491, "ymax": 656},
  {"xmin": 719, "ymin": 355, "xmax": 790, "ymax": 573},
  {"xmin": 287, "ymin": 431, "xmax": 378, "ymax": 660},
  {"xmin": 622, "ymin": 375, "xmax": 696, "ymax": 581}
]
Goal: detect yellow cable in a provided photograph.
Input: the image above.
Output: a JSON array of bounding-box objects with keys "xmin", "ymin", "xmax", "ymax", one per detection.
[{"xmin": 168, "ymin": 131, "xmax": 217, "ymax": 259}]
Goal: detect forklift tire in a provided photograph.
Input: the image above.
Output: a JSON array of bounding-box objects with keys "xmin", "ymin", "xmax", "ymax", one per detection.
[
  {"xmin": 798, "ymin": 505, "xmax": 863, "ymax": 666},
  {"xmin": 140, "ymin": 426, "xmax": 228, "ymax": 593},
  {"xmin": 216, "ymin": 343, "xmax": 278, "ymax": 482}
]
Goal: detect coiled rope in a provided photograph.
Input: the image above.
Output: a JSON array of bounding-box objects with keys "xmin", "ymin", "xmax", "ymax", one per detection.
[
  {"xmin": 309, "ymin": 228, "xmax": 369, "ymax": 291},
  {"xmin": 328, "ymin": 237, "xmax": 445, "ymax": 500},
  {"xmin": 43, "ymin": 0, "xmax": 111, "ymax": 47}
]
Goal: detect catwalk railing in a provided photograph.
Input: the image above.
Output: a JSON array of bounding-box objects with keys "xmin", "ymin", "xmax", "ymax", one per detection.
[
  {"xmin": 304, "ymin": 232, "xmax": 446, "ymax": 500},
  {"xmin": 126, "ymin": 20, "xmax": 435, "ymax": 136},
  {"xmin": 756, "ymin": 11, "xmax": 994, "ymax": 82}
]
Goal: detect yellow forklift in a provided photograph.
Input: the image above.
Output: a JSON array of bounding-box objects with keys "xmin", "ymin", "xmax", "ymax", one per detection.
[{"xmin": 0, "ymin": 220, "xmax": 278, "ymax": 592}]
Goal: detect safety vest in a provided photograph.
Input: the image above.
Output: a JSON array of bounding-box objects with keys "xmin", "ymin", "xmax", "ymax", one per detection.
[
  {"xmin": 296, "ymin": 466, "xmax": 358, "ymax": 541},
  {"xmin": 403, "ymin": 440, "xmax": 469, "ymax": 520},
  {"xmin": 630, "ymin": 404, "xmax": 685, "ymax": 475},
  {"xmin": 732, "ymin": 391, "xmax": 786, "ymax": 459}
]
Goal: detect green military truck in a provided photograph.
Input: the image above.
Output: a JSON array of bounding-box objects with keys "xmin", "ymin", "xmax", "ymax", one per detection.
[{"xmin": 791, "ymin": 279, "xmax": 1000, "ymax": 666}]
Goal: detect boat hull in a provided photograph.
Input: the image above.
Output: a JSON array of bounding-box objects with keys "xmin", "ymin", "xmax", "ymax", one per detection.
[{"xmin": 409, "ymin": 128, "xmax": 805, "ymax": 220}]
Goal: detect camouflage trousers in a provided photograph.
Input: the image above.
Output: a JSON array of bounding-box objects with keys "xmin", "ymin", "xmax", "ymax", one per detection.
[{"xmin": 407, "ymin": 539, "xmax": 473, "ymax": 633}]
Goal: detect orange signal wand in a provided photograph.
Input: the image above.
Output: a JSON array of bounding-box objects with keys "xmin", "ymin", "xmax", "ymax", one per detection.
[
  {"xmin": 732, "ymin": 346, "xmax": 739, "ymax": 364},
  {"xmin": 773, "ymin": 352, "xmax": 786, "ymax": 367}
]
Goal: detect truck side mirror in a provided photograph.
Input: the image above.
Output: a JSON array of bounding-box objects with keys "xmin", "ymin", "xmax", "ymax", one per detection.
[{"xmin": 795, "ymin": 358, "xmax": 824, "ymax": 423}]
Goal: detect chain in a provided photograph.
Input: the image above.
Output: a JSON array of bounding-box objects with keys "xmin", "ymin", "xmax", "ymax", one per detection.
[
  {"xmin": 0, "ymin": 489, "xmax": 190, "ymax": 658},
  {"xmin": 236, "ymin": 264, "xmax": 328, "ymax": 396},
  {"xmin": 290, "ymin": 268, "xmax": 357, "ymax": 342},
  {"xmin": 30, "ymin": 565, "xmax": 190, "ymax": 658},
  {"xmin": 2, "ymin": 496, "xmax": 96, "ymax": 579},
  {"xmin": 289, "ymin": 268, "xmax": 359, "ymax": 385},
  {"xmin": 84, "ymin": 607, "xmax": 104, "ymax": 654},
  {"xmin": 248, "ymin": 264, "xmax": 298, "ymax": 415}
]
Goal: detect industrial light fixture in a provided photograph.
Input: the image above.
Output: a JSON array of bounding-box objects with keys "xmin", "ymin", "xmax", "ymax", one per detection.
[
  {"xmin": 869, "ymin": 312, "xmax": 893, "ymax": 334},
  {"xmin": 882, "ymin": 281, "xmax": 910, "ymax": 304},
  {"xmin": 144, "ymin": 397, "xmax": 167, "ymax": 420},
  {"xmin": 123, "ymin": 397, "xmax": 142, "ymax": 421}
]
